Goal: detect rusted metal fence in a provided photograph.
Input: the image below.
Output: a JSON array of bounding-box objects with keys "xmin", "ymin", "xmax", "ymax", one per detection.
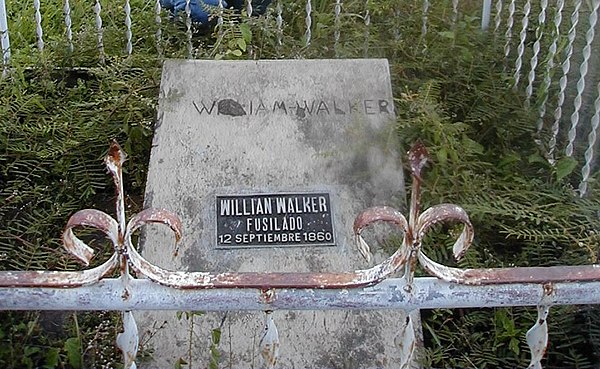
[{"xmin": 1, "ymin": 141, "xmax": 600, "ymax": 368}]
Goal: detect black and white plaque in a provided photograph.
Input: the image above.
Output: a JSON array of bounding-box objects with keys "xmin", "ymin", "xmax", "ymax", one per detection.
[{"xmin": 216, "ymin": 193, "xmax": 335, "ymax": 248}]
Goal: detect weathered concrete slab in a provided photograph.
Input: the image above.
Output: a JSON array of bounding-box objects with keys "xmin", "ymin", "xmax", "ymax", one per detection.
[{"xmin": 137, "ymin": 59, "xmax": 412, "ymax": 368}]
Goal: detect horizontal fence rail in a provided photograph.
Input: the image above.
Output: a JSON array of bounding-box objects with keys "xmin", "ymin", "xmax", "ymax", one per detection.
[
  {"xmin": 3, "ymin": 277, "xmax": 600, "ymax": 311},
  {"xmin": 1, "ymin": 141, "xmax": 599, "ymax": 369}
]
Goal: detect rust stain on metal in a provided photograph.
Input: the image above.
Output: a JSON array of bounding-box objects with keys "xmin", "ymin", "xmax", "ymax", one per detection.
[
  {"xmin": 416, "ymin": 204, "xmax": 474, "ymax": 260},
  {"xmin": 2, "ymin": 140, "xmax": 600, "ymax": 294},
  {"xmin": 121, "ymin": 284, "xmax": 131, "ymax": 300},
  {"xmin": 186, "ymin": 271, "xmax": 378, "ymax": 289},
  {"xmin": 63, "ymin": 209, "xmax": 119, "ymax": 265},
  {"xmin": 259, "ymin": 311, "xmax": 280, "ymax": 369},
  {"xmin": 261, "ymin": 288, "xmax": 276, "ymax": 304},
  {"xmin": 106, "ymin": 139, "xmax": 127, "ymax": 168},
  {"xmin": 119, "ymin": 255, "xmax": 128, "ymax": 273},
  {"xmin": 65, "ymin": 209, "xmax": 118, "ymax": 236},
  {"xmin": 420, "ymin": 263, "xmax": 600, "ymax": 285},
  {"xmin": 543, "ymin": 282, "xmax": 554, "ymax": 296},
  {"xmin": 0, "ymin": 253, "xmax": 119, "ymax": 288},
  {"xmin": 464, "ymin": 264, "xmax": 600, "ymax": 285},
  {"xmin": 126, "ymin": 208, "xmax": 182, "ymax": 243},
  {"xmin": 407, "ymin": 140, "xmax": 429, "ymax": 181},
  {"xmin": 353, "ymin": 206, "xmax": 409, "ymax": 263},
  {"xmin": 353, "ymin": 206, "xmax": 409, "ymax": 233}
]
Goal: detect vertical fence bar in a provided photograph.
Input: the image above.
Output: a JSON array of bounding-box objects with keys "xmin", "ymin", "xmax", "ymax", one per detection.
[
  {"xmin": 245, "ymin": 0, "xmax": 254, "ymax": 59},
  {"xmin": 421, "ymin": 0, "xmax": 429, "ymax": 46},
  {"xmin": 304, "ymin": 0, "xmax": 312, "ymax": 47},
  {"xmin": 155, "ymin": 0, "xmax": 163, "ymax": 59},
  {"xmin": 334, "ymin": 0, "xmax": 341, "ymax": 56},
  {"xmin": 566, "ymin": 0, "xmax": 600, "ymax": 157},
  {"xmin": 526, "ymin": 305, "xmax": 551, "ymax": 368},
  {"xmin": 393, "ymin": 6, "xmax": 401, "ymax": 44},
  {"xmin": 363, "ymin": 0, "xmax": 370, "ymax": 57},
  {"xmin": 33, "ymin": 0, "xmax": 44, "ymax": 52},
  {"xmin": 494, "ymin": 0, "xmax": 503, "ymax": 34},
  {"xmin": 116, "ymin": 311, "xmax": 139, "ymax": 369},
  {"xmin": 398, "ymin": 313, "xmax": 416, "ymax": 369},
  {"xmin": 276, "ymin": 1, "xmax": 283, "ymax": 48},
  {"xmin": 481, "ymin": 0, "xmax": 492, "ymax": 30},
  {"xmin": 452, "ymin": 0, "xmax": 459, "ymax": 26},
  {"xmin": 526, "ymin": 0, "xmax": 548, "ymax": 107},
  {"xmin": 536, "ymin": 0, "xmax": 563, "ymax": 138},
  {"xmin": 579, "ymin": 80, "xmax": 600, "ymax": 196},
  {"xmin": 185, "ymin": 0, "xmax": 192, "ymax": 58},
  {"xmin": 124, "ymin": 0, "xmax": 132, "ymax": 55},
  {"xmin": 549, "ymin": 0, "xmax": 582, "ymax": 162},
  {"xmin": 95, "ymin": 0, "xmax": 105, "ymax": 64},
  {"xmin": 504, "ymin": 0, "xmax": 515, "ymax": 68},
  {"xmin": 246, "ymin": 0, "xmax": 252, "ymax": 17},
  {"xmin": 513, "ymin": 0, "xmax": 531, "ymax": 89},
  {"xmin": 217, "ymin": 0, "xmax": 223, "ymax": 33},
  {"xmin": 64, "ymin": 0, "xmax": 73, "ymax": 52},
  {"xmin": 259, "ymin": 311, "xmax": 280, "ymax": 369},
  {"xmin": 0, "ymin": 0, "xmax": 10, "ymax": 72}
]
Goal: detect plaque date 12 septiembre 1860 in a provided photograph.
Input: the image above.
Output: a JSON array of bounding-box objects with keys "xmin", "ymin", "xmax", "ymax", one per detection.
[{"xmin": 216, "ymin": 193, "xmax": 335, "ymax": 248}]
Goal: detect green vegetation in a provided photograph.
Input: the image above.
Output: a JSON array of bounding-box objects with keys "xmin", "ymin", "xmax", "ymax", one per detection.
[{"xmin": 1, "ymin": 0, "xmax": 599, "ymax": 367}]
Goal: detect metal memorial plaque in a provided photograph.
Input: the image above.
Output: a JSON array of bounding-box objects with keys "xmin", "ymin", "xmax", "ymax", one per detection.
[{"xmin": 216, "ymin": 193, "xmax": 335, "ymax": 248}]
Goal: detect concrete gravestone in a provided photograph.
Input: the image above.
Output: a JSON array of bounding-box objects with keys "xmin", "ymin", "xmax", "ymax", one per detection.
[{"xmin": 137, "ymin": 59, "xmax": 412, "ymax": 368}]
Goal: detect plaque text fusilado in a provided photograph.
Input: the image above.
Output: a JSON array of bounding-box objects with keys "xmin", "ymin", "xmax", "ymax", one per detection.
[{"xmin": 216, "ymin": 193, "xmax": 335, "ymax": 248}]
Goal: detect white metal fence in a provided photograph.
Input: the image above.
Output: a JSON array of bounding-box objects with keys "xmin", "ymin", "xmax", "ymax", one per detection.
[{"xmin": 0, "ymin": 0, "xmax": 599, "ymax": 195}]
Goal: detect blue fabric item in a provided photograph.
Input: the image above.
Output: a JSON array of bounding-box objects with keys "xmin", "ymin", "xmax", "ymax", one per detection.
[{"xmin": 160, "ymin": 0, "xmax": 227, "ymax": 24}]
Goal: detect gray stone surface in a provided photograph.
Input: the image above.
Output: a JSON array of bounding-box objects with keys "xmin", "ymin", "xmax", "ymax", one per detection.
[{"xmin": 137, "ymin": 59, "xmax": 412, "ymax": 368}]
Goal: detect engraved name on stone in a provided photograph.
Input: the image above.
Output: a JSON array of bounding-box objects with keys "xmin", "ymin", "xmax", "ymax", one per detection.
[
  {"xmin": 216, "ymin": 193, "xmax": 335, "ymax": 248},
  {"xmin": 193, "ymin": 98, "xmax": 393, "ymax": 117}
]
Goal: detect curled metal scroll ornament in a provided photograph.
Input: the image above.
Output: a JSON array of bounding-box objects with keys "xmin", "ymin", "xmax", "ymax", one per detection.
[
  {"xmin": 61, "ymin": 140, "xmax": 182, "ymax": 288},
  {"xmin": 3, "ymin": 140, "xmax": 600, "ymax": 291},
  {"xmin": 121, "ymin": 141, "xmax": 474, "ymax": 289},
  {"xmin": 62, "ymin": 141, "xmax": 180, "ymax": 369},
  {"xmin": 60, "ymin": 140, "xmax": 472, "ymax": 290},
  {"xmin": 354, "ymin": 141, "xmax": 474, "ymax": 287},
  {"xmin": 0, "ymin": 140, "xmax": 181, "ymax": 289},
  {"xmin": 356, "ymin": 143, "xmax": 600, "ymax": 286}
]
